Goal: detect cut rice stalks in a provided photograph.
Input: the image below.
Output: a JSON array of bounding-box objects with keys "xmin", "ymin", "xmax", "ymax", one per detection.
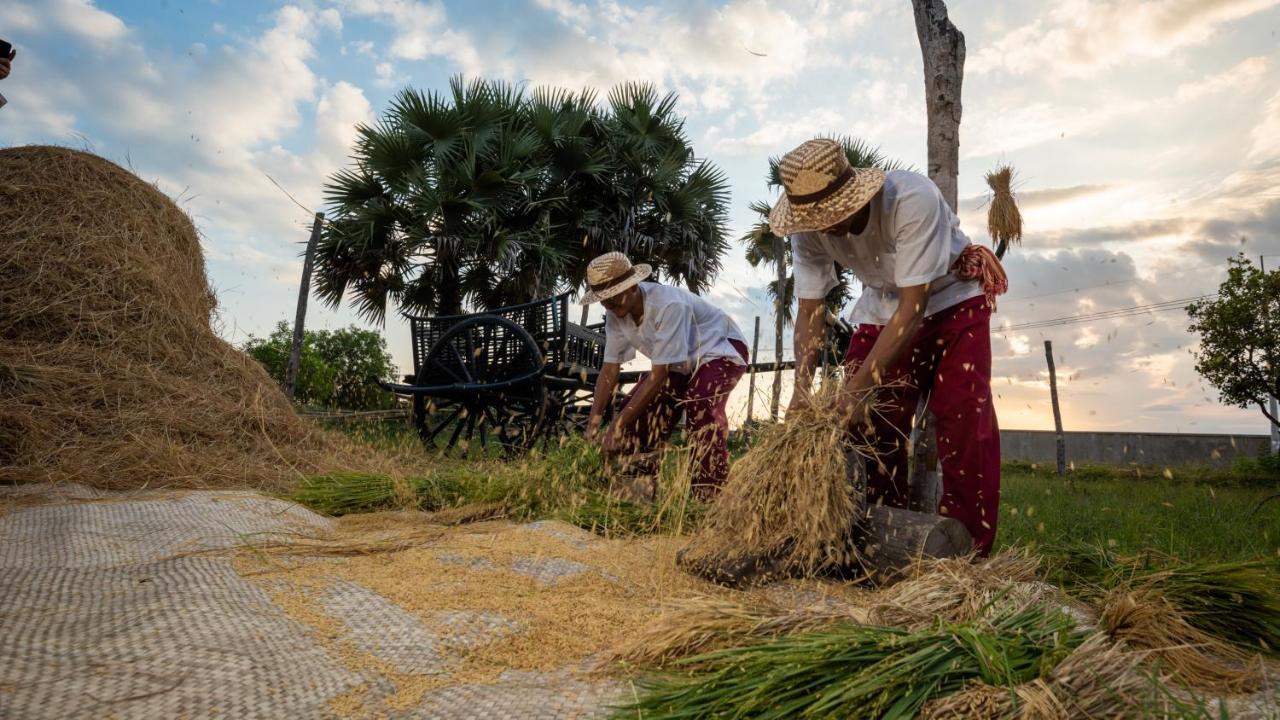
[
  {"xmin": 1046, "ymin": 545, "xmax": 1280, "ymax": 656},
  {"xmin": 870, "ymin": 550, "xmax": 1050, "ymax": 630},
  {"xmin": 612, "ymin": 604, "xmax": 1082, "ymax": 720},
  {"xmin": 678, "ymin": 385, "xmax": 880, "ymax": 580},
  {"xmin": 608, "ymin": 594, "xmax": 868, "ymax": 669},
  {"xmin": 1100, "ymin": 589, "xmax": 1265, "ymax": 693}
]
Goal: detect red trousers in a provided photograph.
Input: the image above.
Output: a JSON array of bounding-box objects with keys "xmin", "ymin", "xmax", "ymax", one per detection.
[
  {"xmin": 843, "ymin": 296, "xmax": 1001, "ymax": 554},
  {"xmin": 617, "ymin": 340, "xmax": 749, "ymax": 501}
]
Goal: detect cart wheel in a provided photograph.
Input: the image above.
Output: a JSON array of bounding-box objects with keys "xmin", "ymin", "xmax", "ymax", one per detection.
[{"xmin": 418, "ymin": 315, "xmax": 546, "ymax": 458}]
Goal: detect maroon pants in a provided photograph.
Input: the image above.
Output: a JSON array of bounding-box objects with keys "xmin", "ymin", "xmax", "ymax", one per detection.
[
  {"xmin": 616, "ymin": 340, "xmax": 749, "ymax": 501},
  {"xmin": 843, "ymin": 295, "xmax": 1001, "ymax": 554}
]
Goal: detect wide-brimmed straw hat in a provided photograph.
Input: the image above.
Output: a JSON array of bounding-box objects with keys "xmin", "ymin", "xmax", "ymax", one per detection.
[
  {"xmin": 581, "ymin": 251, "xmax": 652, "ymax": 304},
  {"xmin": 768, "ymin": 138, "xmax": 886, "ymax": 236}
]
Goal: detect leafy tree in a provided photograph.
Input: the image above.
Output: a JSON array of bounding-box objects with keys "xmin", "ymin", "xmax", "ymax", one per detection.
[
  {"xmin": 1187, "ymin": 255, "xmax": 1280, "ymax": 425},
  {"xmin": 315, "ymin": 76, "xmax": 731, "ymax": 322},
  {"xmin": 243, "ymin": 322, "xmax": 398, "ymax": 410},
  {"xmin": 739, "ymin": 136, "xmax": 907, "ymax": 325}
]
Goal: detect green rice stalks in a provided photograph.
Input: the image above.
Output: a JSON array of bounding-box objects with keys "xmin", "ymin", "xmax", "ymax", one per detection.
[
  {"xmin": 1044, "ymin": 544, "xmax": 1280, "ymax": 655},
  {"xmin": 612, "ymin": 604, "xmax": 1082, "ymax": 720},
  {"xmin": 289, "ymin": 471, "xmax": 466, "ymax": 516}
]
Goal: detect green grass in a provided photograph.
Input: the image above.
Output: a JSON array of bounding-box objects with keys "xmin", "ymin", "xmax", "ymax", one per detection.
[{"xmin": 996, "ymin": 468, "xmax": 1280, "ymax": 562}]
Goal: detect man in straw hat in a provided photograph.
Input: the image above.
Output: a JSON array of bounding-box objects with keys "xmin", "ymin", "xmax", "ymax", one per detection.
[
  {"xmin": 582, "ymin": 252, "xmax": 750, "ymax": 501},
  {"xmin": 770, "ymin": 138, "xmax": 1007, "ymax": 555}
]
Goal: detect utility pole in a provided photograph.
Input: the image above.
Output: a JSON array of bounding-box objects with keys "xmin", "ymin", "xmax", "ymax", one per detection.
[
  {"xmin": 1265, "ymin": 255, "xmax": 1280, "ymax": 453},
  {"xmin": 1045, "ymin": 340, "xmax": 1066, "ymax": 475},
  {"xmin": 285, "ymin": 212, "xmax": 324, "ymax": 401},
  {"xmin": 770, "ymin": 237, "xmax": 786, "ymax": 420},
  {"xmin": 746, "ymin": 316, "xmax": 761, "ymax": 425}
]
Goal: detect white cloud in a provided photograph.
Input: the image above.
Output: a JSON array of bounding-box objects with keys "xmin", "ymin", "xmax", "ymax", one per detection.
[
  {"xmin": 1174, "ymin": 55, "xmax": 1268, "ymax": 102},
  {"xmin": 339, "ymin": 0, "xmax": 483, "ymax": 75},
  {"xmin": 970, "ymin": 0, "xmax": 1280, "ymax": 78},
  {"xmin": 1247, "ymin": 87, "xmax": 1280, "ymax": 161}
]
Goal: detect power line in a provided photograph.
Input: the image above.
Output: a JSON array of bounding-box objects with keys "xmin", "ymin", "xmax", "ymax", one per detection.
[{"xmin": 997, "ymin": 294, "xmax": 1216, "ymax": 332}]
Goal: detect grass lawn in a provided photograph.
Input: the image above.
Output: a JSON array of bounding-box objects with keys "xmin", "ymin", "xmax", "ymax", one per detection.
[{"xmin": 997, "ymin": 465, "xmax": 1280, "ymax": 562}]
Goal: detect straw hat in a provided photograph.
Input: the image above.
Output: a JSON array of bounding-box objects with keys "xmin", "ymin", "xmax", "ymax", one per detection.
[
  {"xmin": 768, "ymin": 139, "xmax": 886, "ymax": 236},
  {"xmin": 581, "ymin": 251, "xmax": 652, "ymax": 304}
]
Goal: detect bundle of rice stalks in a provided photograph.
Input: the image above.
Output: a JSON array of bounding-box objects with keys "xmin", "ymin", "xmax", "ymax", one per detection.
[
  {"xmin": 986, "ymin": 164, "xmax": 1022, "ymax": 255},
  {"xmin": 608, "ymin": 594, "xmax": 867, "ymax": 669},
  {"xmin": 870, "ymin": 550, "xmax": 1047, "ymax": 629},
  {"xmin": 921, "ymin": 634, "xmax": 1197, "ymax": 720},
  {"xmin": 679, "ymin": 388, "xmax": 869, "ymax": 581},
  {"xmin": 0, "ymin": 146, "xmax": 404, "ymax": 490},
  {"xmin": 1045, "ymin": 545, "xmax": 1280, "ymax": 656},
  {"xmin": 291, "ymin": 471, "xmax": 467, "ymax": 515},
  {"xmin": 1100, "ymin": 589, "xmax": 1264, "ymax": 693},
  {"xmin": 613, "ymin": 604, "xmax": 1081, "ymax": 720}
]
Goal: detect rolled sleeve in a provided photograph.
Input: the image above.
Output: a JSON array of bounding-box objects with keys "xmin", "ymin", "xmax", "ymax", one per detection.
[
  {"xmin": 602, "ymin": 316, "xmax": 636, "ymax": 364},
  {"xmin": 649, "ymin": 302, "xmax": 693, "ymax": 366},
  {"xmin": 891, "ymin": 186, "xmax": 952, "ymax": 288},
  {"xmin": 790, "ymin": 232, "xmax": 838, "ymax": 300}
]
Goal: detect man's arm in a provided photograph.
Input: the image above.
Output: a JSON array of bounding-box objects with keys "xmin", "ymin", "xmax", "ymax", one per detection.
[
  {"xmin": 599, "ymin": 364, "xmax": 670, "ymax": 455},
  {"xmin": 838, "ymin": 283, "xmax": 930, "ymax": 425},
  {"xmin": 789, "ymin": 298, "xmax": 827, "ymax": 411},
  {"xmin": 586, "ymin": 362, "xmax": 621, "ymax": 439}
]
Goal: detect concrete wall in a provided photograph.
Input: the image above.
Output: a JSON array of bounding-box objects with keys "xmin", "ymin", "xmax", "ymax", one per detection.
[{"xmin": 1001, "ymin": 430, "xmax": 1271, "ymax": 468}]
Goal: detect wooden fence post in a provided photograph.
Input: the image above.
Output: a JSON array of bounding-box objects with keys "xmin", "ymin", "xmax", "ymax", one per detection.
[
  {"xmin": 770, "ymin": 237, "xmax": 786, "ymax": 420},
  {"xmin": 1045, "ymin": 339, "xmax": 1066, "ymax": 475},
  {"xmin": 285, "ymin": 212, "xmax": 324, "ymax": 401},
  {"xmin": 746, "ymin": 316, "xmax": 761, "ymax": 425}
]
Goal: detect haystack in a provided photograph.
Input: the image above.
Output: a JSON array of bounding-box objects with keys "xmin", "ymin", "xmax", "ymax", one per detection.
[{"xmin": 0, "ymin": 146, "xmax": 393, "ymax": 490}]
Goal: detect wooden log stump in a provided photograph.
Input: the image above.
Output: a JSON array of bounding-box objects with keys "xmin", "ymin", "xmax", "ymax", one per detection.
[{"xmin": 859, "ymin": 504, "xmax": 972, "ymax": 579}]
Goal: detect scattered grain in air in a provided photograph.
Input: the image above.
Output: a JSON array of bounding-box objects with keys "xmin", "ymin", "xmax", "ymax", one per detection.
[
  {"xmin": 1036, "ymin": 522, "xmax": 1045, "ymax": 533},
  {"xmin": 1025, "ymin": 506, "xmax": 1035, "ymax": 517},
  {"xmin": 1009, "ymin": 506, "xmax": 1019, "ymax": 515},
  {"xmin": 1107, "ymin": 538, "xmax": 1117, "ymax": 548},
  {"xmin": 1161, "ymin": 501, "xmax": 1173, "ymax": 508},
  {"xmin": 1162, "ymin": 468, "xmax": 1174, "ymax": 480},
  {"xmin": 1209, "ymin": 487, "xmax": 1216, "ymax": 499}
]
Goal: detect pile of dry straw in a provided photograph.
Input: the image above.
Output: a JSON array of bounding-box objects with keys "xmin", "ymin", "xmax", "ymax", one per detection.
[{"xmin": 0, "ymin": 146, "xmax": 398, "ymax": 490}]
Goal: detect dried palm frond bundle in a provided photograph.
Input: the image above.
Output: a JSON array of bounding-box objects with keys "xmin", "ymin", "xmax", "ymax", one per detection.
[
  {"xmin": 608, "ymin": 594, "xmax": 868, "ymax": 669},
  {"xmin": 986, "ymin": 164, "xmax": 1022, "ymax": 254},
  {"xmin": 870, "ymin": 550, "xmax": 1046, "ymax": 629},
  {"xmin": 1099, "ymin": 589, "xmax": 1264, "ymax": 693},
  {"xmin": 0, "ymin": 146, "xmax": 406, "ymax": 491},
  {"xmin": 678, "ymin": 386, "xmax": 875, "ymax": 582},
  {"xmin": 614, "ymin": 604, "xmax": 1082, "ymax": 720}
]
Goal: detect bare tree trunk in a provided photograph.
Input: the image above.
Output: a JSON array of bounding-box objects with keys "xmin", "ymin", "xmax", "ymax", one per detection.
[
  {"xmin": 285, "ymin": 212, "xmax": 325, "ymax": 401},
  {"xmin": 912, "ymin": 0, "xmax": 966, "ymax": 211},
  {"xmin": 909, "ymin": 0, "xmax": 965, "ymax": 512}
]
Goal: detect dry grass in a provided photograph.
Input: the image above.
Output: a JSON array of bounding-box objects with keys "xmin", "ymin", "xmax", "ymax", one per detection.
[
  {"xmin": 0, "ymin": 146, "xmax": 411, "ymax": 491},
  {"xmin": 869, "ymin": 550, "xmax": 1051, "ymax": 629},
  {"xmin": 1100, "ymin": 588, "xmax": 1266, "ymax": 693},
  {"xmin": 986, "ymin": 164, "xmax": 1022, "ymax": 249},
  {"xmin": 679, "ymin": 387, "xmax": 871, "ymax": 579}
]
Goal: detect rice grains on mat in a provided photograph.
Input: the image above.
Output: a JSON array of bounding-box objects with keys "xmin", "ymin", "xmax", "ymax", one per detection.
[{"xmin": 0, "ymin": 146, "xmax": 405, "ymax": 490}]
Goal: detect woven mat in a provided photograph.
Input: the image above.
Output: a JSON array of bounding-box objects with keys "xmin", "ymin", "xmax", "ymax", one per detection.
[{"xmin": 0, "ymin": 486, "xmax": 623, "ymax": 719}]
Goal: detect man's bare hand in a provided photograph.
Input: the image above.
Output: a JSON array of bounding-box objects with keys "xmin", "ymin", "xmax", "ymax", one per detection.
[
  {"xmin": 584, "ymin": 413, "xmax": 604, "ymax": 442},
  {"xmin": 0, "ymin": 57, "xmax": 11, "ymax": 81}
]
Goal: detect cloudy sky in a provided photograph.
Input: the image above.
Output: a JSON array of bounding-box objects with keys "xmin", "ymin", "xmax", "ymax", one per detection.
[{"xmin": 2, "ymin": 0, "xmax": 1278, "ymax": 435}]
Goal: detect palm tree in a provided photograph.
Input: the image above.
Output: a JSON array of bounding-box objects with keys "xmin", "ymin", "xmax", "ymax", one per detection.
[
  {"xmin": 314, "ymin": 77, "xmax": 731, "ymax": 322},
  {"xmin": 740, "ymin": 135, "xmax": 907, "ymax": 324}
]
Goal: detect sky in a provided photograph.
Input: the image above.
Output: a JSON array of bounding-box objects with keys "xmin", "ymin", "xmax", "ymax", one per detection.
[{"xmin": 2, "ymin": 0, "xmax": 1279, "ymax": 435}]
